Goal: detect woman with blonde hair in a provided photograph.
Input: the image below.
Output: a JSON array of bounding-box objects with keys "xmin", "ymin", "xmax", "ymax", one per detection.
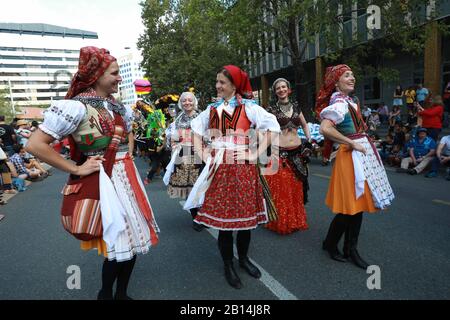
[{"xmin": 164, "ymin": 91, "xmax": 204, "ymax": 231}]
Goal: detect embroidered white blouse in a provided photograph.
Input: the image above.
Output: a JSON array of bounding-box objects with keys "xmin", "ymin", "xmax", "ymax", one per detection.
[
  {"xmin": 39, "ymin": 100, "xmax": 134, "ymax": 140},
  {"xmin": 320, "ymin": 92, "xmax": 359, "ymax": 125},
  {"xmin": 191, "ymin": 97, "xmax": 281, "ymax": 136}
]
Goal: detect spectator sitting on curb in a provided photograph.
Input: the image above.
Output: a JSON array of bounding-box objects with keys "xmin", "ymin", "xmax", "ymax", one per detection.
[
  {"xmin": 377, "ymin": 102, "xmax": 389, "ymax": 124},
  {"xmin": 6, "ymin": 160, "xmax": 27, "ymax": 191},
  {"xmin": 0, "ymin": 158, "xmax": 18, "ymax": 194},
  {"xmin": 367, "ymin": 110, "xmax": 381, "ymax": 131},
  {"xmin": 9, "ymin": 144, "xmax": 47, "ymax": 181},
  {"xmin": 397, "ymin": 128, "xmax": 436, "ymax": 175},
  {"xmin": 379, "ymin": 134, "xmax": 394, "ymax": 162},
  {"xmin": 425, "ymin": 134, "xmax": 450, "ymax": 180},
  {"xmin": 389, "ymin": 106, "xmax": 402, "ymax": 128},
  {"xmin": 391, "ymin": 121, "xmax": 406, "ymax": 147}
]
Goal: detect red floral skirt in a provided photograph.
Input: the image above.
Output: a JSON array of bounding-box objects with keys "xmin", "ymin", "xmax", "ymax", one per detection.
[
  {"xmin": 264, "ymin": 157, "xmax": 308, "ymax": 234},
  {"xmin": 195, "ymin": 163, "xmax": 267, "ymax": 230}
]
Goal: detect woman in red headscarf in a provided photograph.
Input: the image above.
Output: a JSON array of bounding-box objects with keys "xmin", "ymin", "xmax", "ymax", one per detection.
[
  {"xmin": 184, "ymin": 65, "xmax": 280, "ymax": 289},
  {"xmin": 26, "ymin": 46, "xmax": 159, "ymax": 300},
  {"xmin": 317, "ymin": 64, "xmax": 394, "ymax": 270}
]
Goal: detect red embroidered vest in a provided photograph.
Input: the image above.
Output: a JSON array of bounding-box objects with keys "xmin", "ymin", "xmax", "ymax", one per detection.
[{"xmin": 209, "ymin": 104, "xmax": 251, "ymax": 138}]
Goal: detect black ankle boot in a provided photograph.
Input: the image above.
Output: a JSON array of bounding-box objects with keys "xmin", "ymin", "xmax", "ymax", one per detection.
[
  {"xmin": 224, "ymin": 260, "xmax": 242, "ymax": 289},
  {"xmin": 239, "ymin": 257, "xmax": 261, "ymax": 279},
  {"xmin": 347, "ymin": 213, "xmax": 369, "ymax": 270}
]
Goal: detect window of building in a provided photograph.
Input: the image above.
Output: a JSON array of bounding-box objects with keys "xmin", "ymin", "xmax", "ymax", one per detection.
[{"xmin": 363, "ymin": 77, "xmax": 381, "ymax": 100}]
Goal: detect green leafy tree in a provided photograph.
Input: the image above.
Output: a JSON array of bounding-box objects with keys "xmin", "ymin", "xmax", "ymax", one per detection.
[
  {"xmin": 138, "ymin": 0, "xmax": 242, "ymax": 108},
  {"xmin": 226, "ymin": 0, "xmax": 447, "ymax": 118},
  {"xmin": 0, "ymin": 89, "xmax": 15, "ymax": 122}
]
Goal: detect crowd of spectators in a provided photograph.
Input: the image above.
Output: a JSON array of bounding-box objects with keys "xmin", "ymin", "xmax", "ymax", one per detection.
[
  {"xmin": 370, "ymin": 83, "xmax": 450, "ymax": 181},
  {"xmin": 0, "ymin": 116, "xmax": 52, "ymax": 221}
]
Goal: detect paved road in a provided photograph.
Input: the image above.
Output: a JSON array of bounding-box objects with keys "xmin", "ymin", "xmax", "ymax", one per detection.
[{"xmin": 0, "ymin": 156, "xmax": 449, "ymax": 300}]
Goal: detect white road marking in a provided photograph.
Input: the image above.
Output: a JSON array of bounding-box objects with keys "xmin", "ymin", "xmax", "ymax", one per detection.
[{"xmin": 432, "ymin": 199, "xmax": 450, "ymax": 206}]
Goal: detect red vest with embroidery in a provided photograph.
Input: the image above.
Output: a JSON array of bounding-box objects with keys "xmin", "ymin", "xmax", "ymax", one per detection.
[{"xmin": 209, "ymin": 103, "xmax": 251, "ymax": 137}]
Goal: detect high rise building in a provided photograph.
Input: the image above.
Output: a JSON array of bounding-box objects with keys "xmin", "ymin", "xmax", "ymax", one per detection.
[
  {"xmin": 118, "ymin": 51, "xmax": 146, "ymax": 108},
  {"xmin": 0, "ymin": 23, "xmax": 99, "ymax": 111}
]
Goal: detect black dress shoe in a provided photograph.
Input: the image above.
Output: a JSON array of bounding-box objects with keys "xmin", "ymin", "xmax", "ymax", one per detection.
[
  {"xmin": 239, "ymin": 257, "xmax": 262, "ymax": 279},
  {"xmin": 224, "ymin": 260, "xmax": 242, "ymax": 289}
]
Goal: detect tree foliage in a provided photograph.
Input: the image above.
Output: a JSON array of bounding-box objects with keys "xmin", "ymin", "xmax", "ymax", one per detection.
[
  {"xmin": 138, "ymin": 0, "xmax": 448, "ymax": 113},
  {"xmin": 138, "ymin": 0, "xmax": 243, "ymax": 107},
  {"xmin": 0, "ymin": 89, "xmax": 15, "ymax": 122}
]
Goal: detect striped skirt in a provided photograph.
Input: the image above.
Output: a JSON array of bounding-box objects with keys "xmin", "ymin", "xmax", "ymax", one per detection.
[{"xmin": 81, "ymin": 153, "xmax": 159, "ymax": 262}]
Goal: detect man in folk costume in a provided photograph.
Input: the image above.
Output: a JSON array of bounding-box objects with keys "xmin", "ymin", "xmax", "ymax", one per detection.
[
  {"xmin": 26, "ymin": 46, "xmax": 159, "ymax": 300},
  {"xmin": 184, "ymin": 65, "xmax": 280, "ymax": 289},
  {"xmin": 317, "ymin": 64, "xmax": 394, "ymax": 269}
]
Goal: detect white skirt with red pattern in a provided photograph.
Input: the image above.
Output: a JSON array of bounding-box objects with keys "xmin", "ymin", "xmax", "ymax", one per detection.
[{"xmin": 194, "ymin": 162, "xmax": 268, "ymax": 230}]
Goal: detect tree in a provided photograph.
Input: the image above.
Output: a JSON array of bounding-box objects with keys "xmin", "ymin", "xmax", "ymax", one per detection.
[
  {"xmin": 225, "ymin": 0, "xmax": 447, "ymax": 118},
  {"xmin": 0, "ymin": 88, "xmax": 15, "ymax": 122},
  {"xmin": 138, "ymin": 0, "xmax": 243, "ymax": 108}
]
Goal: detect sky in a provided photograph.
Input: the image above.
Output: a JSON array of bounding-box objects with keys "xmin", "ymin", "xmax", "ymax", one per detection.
[{"xmin": 0, "ymin": 0, "xmax": 146, "ymax": 57}]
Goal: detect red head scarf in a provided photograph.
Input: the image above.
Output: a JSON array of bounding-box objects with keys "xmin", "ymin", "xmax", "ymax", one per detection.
[
  {"xmin": 65, "ymin": 46, "xmax": 116, "ymax": 99},
  {"xmin": 315, "ymin": 64, "xmax": 351, "ymax": 119},
  {"xmin": 223, "ymin": 65, "xmax": 254, "ymax": 99}
]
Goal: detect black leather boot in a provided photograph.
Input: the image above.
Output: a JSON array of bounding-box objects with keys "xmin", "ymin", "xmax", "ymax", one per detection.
[
  {"xmin": 347, "ymin": 213, "xmax": 369, "ymax": 270},
  {"xmin": 322, "ymin": 214, "xmax": 348, "ymax": 262},
  {"xmin": 218, "ymin": 231, "xmax": 241, "ymax": 289},
  {"xmin": 224, "ymin": 260, "xmax": 242, "ymax": 289},
  {"xmin": 343, "ymin": 224, "xmax": 351, "ymax": 259},
  {"xmin": 239, "ymin": 257, "xmax": 261, "ymax": 279}
]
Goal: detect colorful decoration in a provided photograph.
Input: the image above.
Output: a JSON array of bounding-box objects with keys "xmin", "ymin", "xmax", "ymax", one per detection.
[
  {"xmin": 155, "ymin": 94, "xmax": 179, "ymax": 106},
  {"xmin": 135, "ymin": 99, "xmax": 155, "ymax": 116},
  {"xmin": 134, "ymin": 79, "xmax": 152, "ymax": 95},
  {"xmin": 146, "ymin": 109, "xmax": 166, "ymax": 144}
]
